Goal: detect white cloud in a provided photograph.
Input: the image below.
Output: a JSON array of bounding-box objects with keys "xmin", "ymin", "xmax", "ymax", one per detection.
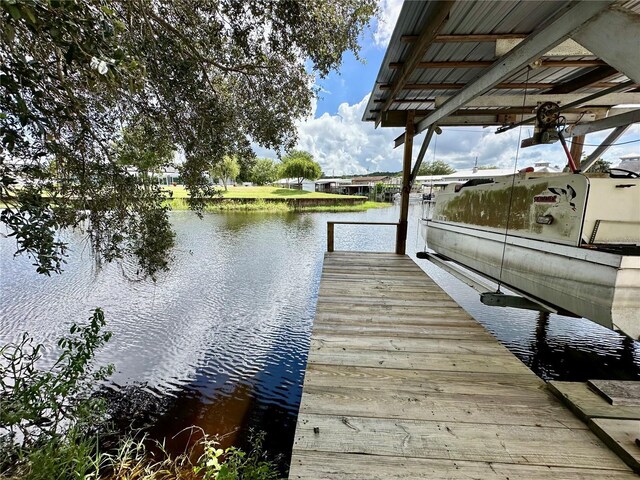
[
  {"xmin": 254, "ymin": 94, "xmax": 404, "ymax": 175},
  {"xmin": 372, "ymin": 0, "xmax": 403, "ymax": 48},
  {"xmin": 253, "ymin": 93, "xmax": 640, "ymax": 175},
  {"xmin": 295, "ymin": 95, "xmax": 403, "ymax": 174}
]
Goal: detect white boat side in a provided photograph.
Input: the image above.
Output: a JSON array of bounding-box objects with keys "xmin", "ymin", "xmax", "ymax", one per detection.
[{"xmin": 421, "ymin": 172, "xmax": 640, "ymax": 339}]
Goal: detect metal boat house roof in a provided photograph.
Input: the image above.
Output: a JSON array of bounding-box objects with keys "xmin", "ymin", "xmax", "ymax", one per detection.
[{"xmin": 363, "ymin": 0, "xmax": 640, "ymax": 255}]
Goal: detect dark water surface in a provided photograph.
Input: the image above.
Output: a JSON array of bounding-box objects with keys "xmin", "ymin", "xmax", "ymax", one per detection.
[{"xmin": 1, "ymin": 204, "xmax": 639, "ymax": 470}]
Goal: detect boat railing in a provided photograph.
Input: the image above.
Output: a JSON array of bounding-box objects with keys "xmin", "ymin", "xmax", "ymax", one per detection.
[{"xmin": 327, "ymin": 221, "xmax": 401, "ymax": 254}]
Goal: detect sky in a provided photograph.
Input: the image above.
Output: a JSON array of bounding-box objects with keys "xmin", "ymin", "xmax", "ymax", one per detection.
[{"xmin": 254, "ymin": 0, "xmax": 639, "ymax": 176}]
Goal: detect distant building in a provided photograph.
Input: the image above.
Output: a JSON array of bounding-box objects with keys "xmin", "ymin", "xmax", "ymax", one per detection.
[
  {"xmin": 416, "ymin": 167, "xmax": 514, "ymax": 189},
  {"xmin": 615, "ymin": 153, "xmax": 640, "ymax": 173},
  {"xmin": 532, "ymin": 161, "xmax": 561, "ymax": 173},
  {"xmin": 274, "ymin": 178, "xmax": 316, "ymax": 192},
  {"xmin": 315, "ymin": 178, "xmax": 352, "ymax": 193},
  {"xmin": 125, "ymin": 166, "xmax": 181, "ymax": 185},
  {"xmin": 341, "ymin": 176, "xmax": 393, "ymax": 196}
]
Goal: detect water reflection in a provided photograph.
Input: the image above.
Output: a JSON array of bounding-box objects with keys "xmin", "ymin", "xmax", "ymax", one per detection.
[{"xmin": 1, "ymin": 204, "xmax": 639, "ymax": 473}]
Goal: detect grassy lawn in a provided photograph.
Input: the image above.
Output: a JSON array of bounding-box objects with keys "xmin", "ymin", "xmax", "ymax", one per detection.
[{"xmin": 163, "ymin": 185, "xmax": 363, "ymax": 199}]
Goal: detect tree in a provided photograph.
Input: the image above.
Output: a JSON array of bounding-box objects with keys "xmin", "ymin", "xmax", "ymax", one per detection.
[
  {"xmin": 0, "ymin": 0, "xmax": 376, "ymax": 277},
  {"xmin": 210, "ymin": 155, "xmax": 240, "ymax": 191},
  {"xmin": 251, "ymin": 158, "xmax": 279, "ymax": 186},
  {"xmin": 279, "ymin": 150, "xmax": 322, "ymax": 187},
  {"xmin": 418, "ymin": 160, "xmax": 456, "ymax": 176},
  {"xmin": 587, "ymin": 158, "xmax": 611, "ymax": 173},
  {"xmin": 116, "ymin": 122, "xmax": 175, "ymax": 185}
]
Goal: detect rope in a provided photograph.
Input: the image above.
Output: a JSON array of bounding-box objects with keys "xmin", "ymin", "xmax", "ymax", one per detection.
[{"xmin": 496, "ymin": 67, "xmax": 531, "ymax": 293}]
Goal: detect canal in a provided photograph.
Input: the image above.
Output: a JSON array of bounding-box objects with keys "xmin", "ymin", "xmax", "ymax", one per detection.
[{"xmin": 1, "ymin": 203, "xmax": 639, "ymax": 471}]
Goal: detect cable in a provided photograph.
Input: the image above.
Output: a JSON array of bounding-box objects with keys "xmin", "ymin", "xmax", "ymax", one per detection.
[
  {"xmin": 569, "ymin": 138, "xmax": 640, "ymax": 147},
  {"xmin": 497, "ymin": 67, "xmax": 531, "ymax": 293}
]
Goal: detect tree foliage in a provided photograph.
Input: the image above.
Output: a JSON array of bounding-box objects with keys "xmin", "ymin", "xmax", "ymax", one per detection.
[
  {"xmin": 116, "ymin": 122, "xmax": 175, "ymax": 182},
  {"xmin": 588, "ymin": 158, "xmax": 611, "ymax": 173},
  {"xmin": 0, "ymin": 309, "xmax": 113, "ymax": 463},
  {"xmin": 210, "ymin": 155, "xmax": 240, "ymax": 191},
  {"xmin": 251, "ymin": 158, "xmax": 279, "ymax": 186},
  {"xmin": 418, "ymin": 160, "xmax": 456, "ymax": 176},
  {"xmin": 0, "ymin": 0, "xmax": 376, "ymax": 277},
  {"xmin": 279, "ymin": 150, "xmax": 322, "ymax": 186}
]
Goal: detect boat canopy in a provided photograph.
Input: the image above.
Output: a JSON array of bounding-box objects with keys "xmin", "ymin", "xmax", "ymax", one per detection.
[
  {"xmin": 364, "ymin": 0, "xmax": 640, "ymax": 137},
  {"xmin": 363, "ymin": 0, "xmax": 640, "ymax": 255}
]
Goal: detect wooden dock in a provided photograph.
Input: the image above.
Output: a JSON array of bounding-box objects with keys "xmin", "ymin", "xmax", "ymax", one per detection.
[{"xmin": 289, "ymin": 252, "xmax": 637, "ymax": 479}]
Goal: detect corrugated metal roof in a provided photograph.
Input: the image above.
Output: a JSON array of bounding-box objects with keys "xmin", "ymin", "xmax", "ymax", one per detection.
[{"xmin": 364, "ymin": 0, "xmax": 640, "ymax": 129}]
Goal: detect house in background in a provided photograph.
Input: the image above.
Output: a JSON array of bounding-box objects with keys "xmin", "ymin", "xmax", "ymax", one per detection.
[
  {"xmin": 274, "ymin": 178, "xmax": 316, "ymax": 192},
  {"xmin": 125, "ymin": 166, "xmax": 181, "ymax": 185},
  {"xmin": 616, "ymin": 153, "xmax": 640, "ymax": 173},
  {"xmin": 340, "ymin": 175, "xmax": 392, "ymax": 196},
  {"xmin": 314, "ymin": 178, "xmax": 353, "ymax": 194}
]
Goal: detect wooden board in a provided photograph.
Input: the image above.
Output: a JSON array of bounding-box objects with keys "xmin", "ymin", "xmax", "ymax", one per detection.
[
  {"xmin": 289, "ymin": 451, "xmax": 638, "ymax": 479},
  {"xmin": 303, "ymin": 365, "xmax": 544, "ymax": 395},
  {"xmin": 294, "ymin": 413, "xmax": 625, "ymax": 469},
  {"xmin": 589, "ymin": 419, "xmax": 640, "ymax": 473},
  {"xmin": 588, "ymin": 380, "xmax": 640, "ymax": 406},
  {"xmin": 549, "ymin": 381, "xmax": 640, "ymax": 421},
  {"xmin": 310, "ymin": 334, "xmax": 506, "ymax": 353},
  {"xmin": 298, "ymin": 385, "xmax": 587, "ymax": 428},
  {"xmin": 289, "ymin": 252, "xmax": 634, "ymax": 478}
]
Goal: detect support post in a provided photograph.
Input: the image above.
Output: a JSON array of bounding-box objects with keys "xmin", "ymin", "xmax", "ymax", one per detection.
[
  {"xmin": 396, "ymin": 112, "xmax": 415, "ymax": 255},
  {"xmin": 327, "ymin": 222, "xmax": 334, "ymax": 252},
  {"xmin": 570, "ymin": 135, "xmax": 585, "ymax": 169},
  {"xmin": 409, "ymin": 124, "xmax": 438, "ymax": 188},
  {"xmin": 582, "ymin": 125, "xmax": 630, "ymax": 172}
]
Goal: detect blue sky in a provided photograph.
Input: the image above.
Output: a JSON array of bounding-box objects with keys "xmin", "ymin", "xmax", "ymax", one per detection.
[
  {"xmin": 255, "ymin": 0, "xmax": 639, "ymax": 176},
  {"xmin": 315, "ymin": 47, "xmax": 384, "ymax": 117}
]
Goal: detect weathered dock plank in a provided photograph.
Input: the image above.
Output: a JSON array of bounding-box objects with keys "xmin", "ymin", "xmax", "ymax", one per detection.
[
  {"xmin": 289, "ymin": 252, "xmax": 636, "ymax": 478},
  {"xmin": 290, "ymin": 452, "xmax": 636, "ymax": 480},
  {"xmin": 549, "ymin": 380, "xmax": 640, "ymax": 472}
]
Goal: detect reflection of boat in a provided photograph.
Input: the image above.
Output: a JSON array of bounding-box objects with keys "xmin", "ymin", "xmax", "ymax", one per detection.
[{"xmin": 421, "ymin": 170, "xmax": 640, "ymax": 339}]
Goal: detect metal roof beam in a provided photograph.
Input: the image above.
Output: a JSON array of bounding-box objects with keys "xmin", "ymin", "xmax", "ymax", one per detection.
[
  {"xmin": 401, "ymin": 33, "xmax": 526, "ymax": 43},
  {"xmin": 546, "ymin": 66, "xmax": 619, "ymax": 94},
  {"xmin": 573, "ymin": 7, "xmax": 640, "ymax": 83},
  {"xmin": 563, "ymin": 109, "xmax": 640, "ymax": 137},
  {"xmin": 581, "ymin": 125, "xmax": 631, "ymax": 172},
  {"xmin": 381, "ymin": 81, "xmax": 624, "ymax": 91},
  {"xmin": 389, "ymin": 60, "xmax": 608, "ymax": 69},
  {"xmin": 412, "ymin": 1, "xmax": 615, "ymax": 138},
  {"xmin": 409, "ymin": 124, "xmax": 438, "ymax": 188},
  {"xmin": 495, "ymin": 38, "xmax": 592, "ymax": 57},
  {"xmin": 434, "ymin": 93, "xmax": 640, "ymax": 108},
  {"xmin": 376, "ymin": 1, "xmax": 454, "ymax": 126}
]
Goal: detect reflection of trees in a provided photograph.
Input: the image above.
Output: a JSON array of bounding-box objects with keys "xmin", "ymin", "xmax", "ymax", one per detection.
[
  {"xmin": 219, "ymin": 211, "xmax": 315, "ymax": 234},
  {"xmin": 149, "ymin": 379, "xmax": 256, "ymax": 456}
]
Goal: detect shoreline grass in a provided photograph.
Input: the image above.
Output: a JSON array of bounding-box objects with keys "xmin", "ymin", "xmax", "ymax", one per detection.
[
  {"xmin": 164, "ymin": 198, "xmax": 392, "ymax": 212},
  {"xmin": 163, "ymin": 185, "xmax": 362, "ymax": 200},
  {"xmin": 161, "ymin": 186, "xmax": 392, "ymax": 212}
]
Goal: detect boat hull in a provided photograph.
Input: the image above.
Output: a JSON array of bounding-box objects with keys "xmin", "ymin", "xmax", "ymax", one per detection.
[{"xmin": 423, "ymin": 220, "xmax": 640, "ymax": 339}]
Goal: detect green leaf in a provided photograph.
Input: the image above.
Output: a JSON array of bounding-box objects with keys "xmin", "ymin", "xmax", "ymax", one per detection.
[
  {"xmin": 7, "ymin": 5, "xmax": 21, "ymax": 20},
  {"xmin": 22, "ymin": 5, "xmax": 36, "ymax": 24},
  {"xmin": 5, "ymin": 23, "xmax": 15, "ymax": 43}
]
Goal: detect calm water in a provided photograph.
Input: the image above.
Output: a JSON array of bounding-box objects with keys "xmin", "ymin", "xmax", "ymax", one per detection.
[{"xmin": 1, "ymin": 204, "xmax": 639, "ymax": 470}]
